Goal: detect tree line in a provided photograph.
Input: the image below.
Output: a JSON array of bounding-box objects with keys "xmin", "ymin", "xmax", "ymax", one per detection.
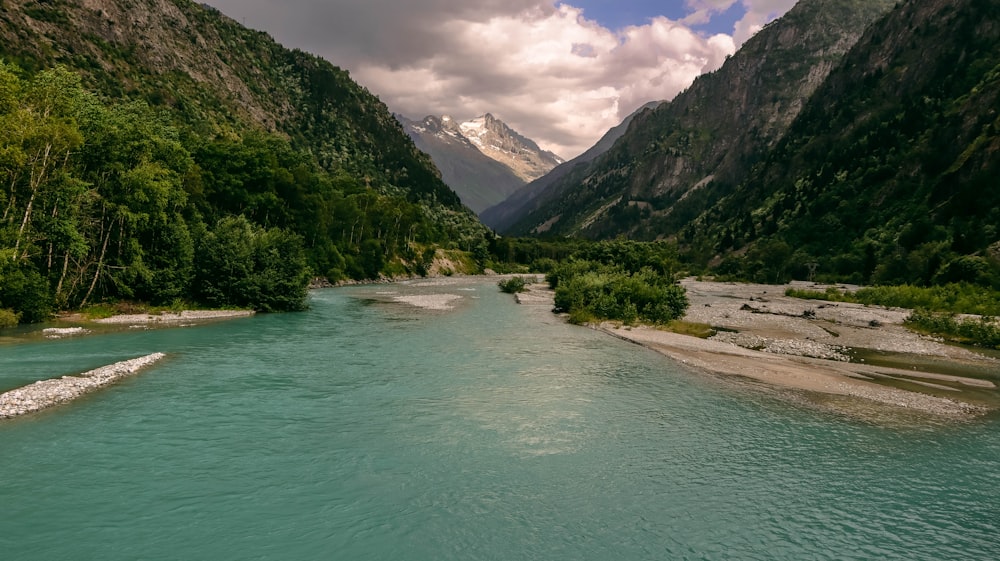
[{"xmin": 0, "ymin": 64, "xmax": 478, "ymax": 325}]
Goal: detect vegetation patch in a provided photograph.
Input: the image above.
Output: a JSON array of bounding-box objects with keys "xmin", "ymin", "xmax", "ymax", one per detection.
[
  {"xmin": 663, "ymin": 320, "xmax": 716, "ymax": 339},
  {"xmin": 497, "ymin": 276, "xmax": 529, "ymax": 294},
  {"xmin": 0, "ymin": 308, "xmax": 19, "ymax": 329},
  {"xmin": 905, "ymin": 311, "xmax": 1000, "ymax": 350},
  {"xmin": 546, "ymin": 240, "xmax": 689, "ymax": 326},
  {"xmin": 786, "ymin": 283, "xmax": 1000, "ymax": 316},
  {"xmin": 787, "ymin": 284, "xmax": 1000, "ymax": 348}
]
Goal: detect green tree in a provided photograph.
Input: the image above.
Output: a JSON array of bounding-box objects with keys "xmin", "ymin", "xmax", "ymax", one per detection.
[
  {"xmin": 194, "ymin": 216, "xmax": 310, "ymax": 311},
  {"xmin": 71, "ymin": 98, "xmax": 193, "ymax": 306},
  {"xmin": 0, "ymin": 260, "xmax": 51, "ymax": 323}
]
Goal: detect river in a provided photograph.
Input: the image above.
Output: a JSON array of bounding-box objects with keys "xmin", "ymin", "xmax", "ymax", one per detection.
[{"xmin": 1, "ymin": 278, "xmax": 998, "ymax": 560}]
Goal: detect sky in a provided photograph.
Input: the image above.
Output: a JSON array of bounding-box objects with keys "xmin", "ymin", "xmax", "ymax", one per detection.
[{"xmin": 206, "ymin": 1, "xmax": 798, "ymax": 159}]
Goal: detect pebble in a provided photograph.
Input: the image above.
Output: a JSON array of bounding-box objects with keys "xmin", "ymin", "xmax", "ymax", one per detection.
[
  {"xmin": 42, "ymin": 327, "xmax": 91, "ymax": 339},
  {"xmin": 711, "ymin": 332, "xmax": 851, "ymax": 362},
  {"xmin": 838, "ymin": 382, "xmax": 987, "ymax": 418}
]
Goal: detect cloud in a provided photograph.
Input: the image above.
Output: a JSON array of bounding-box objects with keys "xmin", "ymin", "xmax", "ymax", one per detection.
[
  {"xmin": 732, "ymin": 0, "xmax": 798, "ymax": 43},
  {"xmin": 207, "ymin": 1, "xmax": 793, "ymax": 158},
  {"xmin": 682, "ymin": 0, "xmax": 798, "ymax": 43}
]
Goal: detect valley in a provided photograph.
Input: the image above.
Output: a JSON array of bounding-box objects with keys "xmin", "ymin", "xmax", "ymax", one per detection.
[{"xmin": 1, "ymin": 0, "xmax": 999, "ymax": 555}]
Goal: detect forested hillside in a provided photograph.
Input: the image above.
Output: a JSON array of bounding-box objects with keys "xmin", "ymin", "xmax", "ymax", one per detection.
[
  {"xmin": 689, "ymin": 0, "xmax": 1000, "ymax": 287},
  {"xmin": 503, "ymin": 0, "xmax": 895, "ymax": 239},
  {"xmin": 0, "ymin": 0, "xmax": 486, "ymax": 324},
  {"xmin": 495, "ymin": 0, "xmax": 999, "ymax": 290}
]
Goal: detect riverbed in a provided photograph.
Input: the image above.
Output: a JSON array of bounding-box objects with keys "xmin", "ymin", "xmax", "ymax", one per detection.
[{"xmin": 1, "ymin": 278, "xmax": 998, "ymax": 560}]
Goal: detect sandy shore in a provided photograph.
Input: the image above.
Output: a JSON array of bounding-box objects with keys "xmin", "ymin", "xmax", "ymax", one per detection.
[
  {"xmin": 94, "ymin": 310, "xmax": 255, "ymax": 325},
  {"xmin": 0, "ymin": 353, "xmax": 166, "ymax": 419},
  {"xmin": 518, "ymin": 279, "xmax": 997, "ymax": 419}
]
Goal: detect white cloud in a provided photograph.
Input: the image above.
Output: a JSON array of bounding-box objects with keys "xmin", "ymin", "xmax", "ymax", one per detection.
[
  {"xmin": 682, "ymin": 0, "xmax": 799, "ymax": 44},
  {"xmin": 352, "ymin": 5, "xmax": 736, "ymax": 157},
  {"xmin": 207, "ymin": 1, "xmax": 794, "ymax": 158}
]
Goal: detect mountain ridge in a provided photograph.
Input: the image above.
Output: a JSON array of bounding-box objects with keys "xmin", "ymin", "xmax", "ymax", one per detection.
[
  {"xmin": 686, "ymin": 0, "xmax": 1000, "ymax": 285},
  {"xmin": 399, "ymin": 112, "xmax": 562, "ymax": 214},
  {"xmin": 0, "ymin": 0, "xmax": 469, "ymax": 211},
  {"xmin": 0, "ymin": 0, "xmax": 490, "ymax": 323},
  {"xmin": 398, "ymin": 114, "xmax": 527, "ymax": 213},
  {"xmin": 502, "ymin": 0, "xmax": 897, "ymax": 239},
  {"xmin": 480, "ymin": 100, "xmax": 662, "ymax": 231},
  {"xmin": 493, "ymin": 0, "xmax": 1000, "ymax": 287},
  {"xmin": 457, "ymin": 113, "xmax": 564, "ymax": 183}
]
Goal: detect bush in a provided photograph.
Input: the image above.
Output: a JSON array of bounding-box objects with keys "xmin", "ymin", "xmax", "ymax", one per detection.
[
  {"xmin": 0, "ymin": 308, "xmax": 19, "ymax": 328},
  {"xmin": 498, "ymin": 276, "xmax": 528, "ymax": 294},
  {"xmin": 906, "ymin": 310, "xmax": 1000, "ymax": 349},
  {"xmin": 0, "ymin": 263, "xmax": 52, "ymax": 323},
  {"xmin": 568, "ymin": 307, "xmax": 594, "ymax": 325},
  {"xmin": 551, "ymin": 262, "xmax": 688, "ymax": 325}
]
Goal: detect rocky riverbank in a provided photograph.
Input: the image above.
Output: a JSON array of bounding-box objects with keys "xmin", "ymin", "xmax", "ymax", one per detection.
[
  {"xmin": 94, "ymin": 310, "xmax": 254, "ymax": 325},
  {"xmin": 511, "ymin": 278, "xmax": 997, "ymax": 419},
  {"xmin": 0, "ymin": 353, "xmax": 166, "ymax": 419},
  {"xmin": 606, "ymin": 279, "xmax": 998, "ymax": 418}
]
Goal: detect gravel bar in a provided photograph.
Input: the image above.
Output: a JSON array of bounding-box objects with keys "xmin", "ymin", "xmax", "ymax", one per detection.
[{"xmin": 0, "ymin": 353, "xmax": 166, "ymax": 419}]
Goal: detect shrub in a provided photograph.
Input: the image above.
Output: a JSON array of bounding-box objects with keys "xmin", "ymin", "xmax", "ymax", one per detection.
[
  {"xmin": 551, "ymin": 263, "xmax": 688, "ymax": 325},
  {"xmin": 498, "ymin": 276, "xmax": 528, "ymax": 294},
  {"xmin": 906, "ymin": 310, "xmax": 1000, "ymax": 349},
  {"xmin": 0, "ymin": 263, "xmax": 52, "ymax": 323},
  {"xmin": 568, "ymin": 307, "xmax": 594, "ymax": 325},
  {"xmin": 0, "ymin": 308, "xmax": 19, "ymax": 328}
]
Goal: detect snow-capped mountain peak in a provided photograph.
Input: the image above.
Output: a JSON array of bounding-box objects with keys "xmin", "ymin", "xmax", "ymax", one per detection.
[
  {"xmin": 397, "ymin": 112, "xmax": 564, "ymax": 213},
  {"xmin": 456, "ymin": 114, "xmax": 563, "ymax": 182}
]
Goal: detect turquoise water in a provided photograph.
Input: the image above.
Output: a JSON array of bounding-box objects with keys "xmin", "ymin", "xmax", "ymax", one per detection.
[{"xmin": 1, "ymin": 279, "xmax": 998, "ymax": 560}]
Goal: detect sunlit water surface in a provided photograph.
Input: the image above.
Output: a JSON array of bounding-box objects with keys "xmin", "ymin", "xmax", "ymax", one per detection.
[{"xmin": 1, "ymin": 279, "xmax": 998, "ymax": 560}]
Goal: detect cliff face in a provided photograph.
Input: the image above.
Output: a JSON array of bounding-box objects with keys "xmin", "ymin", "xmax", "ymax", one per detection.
[
  {"xmin": 1, "ymin": 0, "xmax": 285, "ymax": 125},
  {"xmin": 503, "ymin": 0, "xmax": 896, "ymax": 238},
  {"xmin": 685, "ymin": 0, "xmax": 1000, "ymax": 285}
]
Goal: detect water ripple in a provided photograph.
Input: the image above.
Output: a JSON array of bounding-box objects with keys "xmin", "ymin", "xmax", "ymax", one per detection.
[{"xmin": 1, "ymin": 281, "xmax": 998, "ymax": 560}]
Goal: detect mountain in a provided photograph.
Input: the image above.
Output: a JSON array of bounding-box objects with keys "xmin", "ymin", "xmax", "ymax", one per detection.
[
  {"xmin": 0, "ymin": 0, "xmax": 467, "ymax": 212},
  {"xmin": 456, "ymin": 114, "xmax": 564, "ymax": 183},
  {"xmin": 0, "ymin": 0, "xmax": 489, "ymax": 322},
  {"xmin": 480, "ymin": 101, "xmax": 662, "ymax": 231},
  {"xmin": 683, "ymin": 0, "xmax": 1000, "ymax": 286},
  {"xmin": 503, "ymin": 0, "xmax": 896, "ymax": 239},
  {"xmin": 398, "ymin": 114, "xmax": 527, "ymax": 214}
]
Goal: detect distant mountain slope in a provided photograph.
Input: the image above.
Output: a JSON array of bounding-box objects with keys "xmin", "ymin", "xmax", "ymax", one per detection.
[
  {"xmin": 688, "ymin": 0, "xmax": 1000, "ymax": 285},
  {"xmin": 504, "ymin": 0, "xmax": 896, "ymax": 238},
  {"xmin": 398, "ymin": 115, "xmax": 527, "ymax": 214},
  {"xmin": 481, "ymin": 101, "xmax": 662, "ymax": 231},
  {"xmin": 458, "ymin": 113, "xmax": 564, "ymax": 183},
  {"xmin": 0, "ymin": 0, "xmax": 465, "ymax": 211},
  {"xmin": 0, "ymin": 0, "xmax": 491, "ymax": 320}
]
